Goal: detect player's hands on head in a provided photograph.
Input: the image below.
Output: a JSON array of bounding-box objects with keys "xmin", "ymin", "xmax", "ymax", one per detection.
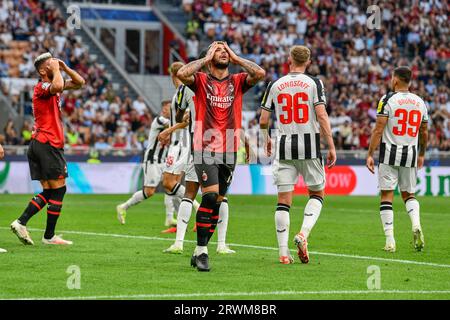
[
  {"xmin": 223, "ymin": 42, "xmax": 239, "ymax": 64},
  {"xmin": 205, "ymin": 42, "xmax": 220, "ymax": 62},
  {"xmin": 327, "ymin": 148, "xmax": 336, "ymax": 169},
  {"xmin": 48, "ymin": 58, "xmax": 60, "ymax": 71},
  {"xmin": 417, "ymin": 155, "xmax": 425, "ymax": 169},
  {"xmin": 366, "ymin": 155, "xmax": 375, "ymax": 174},
  {"xmin": 57, "ymin": 59, "xmax": 67, "ymax": 71}
]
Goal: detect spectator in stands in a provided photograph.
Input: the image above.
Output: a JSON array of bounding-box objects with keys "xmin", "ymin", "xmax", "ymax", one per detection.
[
  {"xmin": 186, "ymin": 34, "xmax": 199, "ymax": 61},
  {"xmin": 132, "ymin": 96, "xmax": 147, "ymax": 116},
  {"xmin": 4, "ymin": 119, "xmax": 19, "ymax": 145}
]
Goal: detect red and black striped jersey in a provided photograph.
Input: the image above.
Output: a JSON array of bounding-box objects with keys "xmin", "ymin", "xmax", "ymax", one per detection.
[{"xmin": 188, "ymin": 72, "xmax": 251, "ymax": 153}]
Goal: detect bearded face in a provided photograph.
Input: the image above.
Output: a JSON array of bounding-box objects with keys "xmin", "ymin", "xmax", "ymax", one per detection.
[{"xmin": 212, "ymin": 44, "xmax": 230, "ymax": 69}]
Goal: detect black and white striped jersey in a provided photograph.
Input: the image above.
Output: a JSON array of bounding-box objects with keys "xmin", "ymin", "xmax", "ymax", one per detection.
[
  {"xmin": 175, "ymin": 84, "xmax": 195, "ymax": 150},
  {"xmin": 143, "ymin": 116, "xmax": 170, "ymax": 164},
  {"xmin": 261, "ymin": 72, "xmax": 326, "ymax": 160},
  {"xmin": 377, "ymin": 91, "xmax": 428, "ymax": 167}
]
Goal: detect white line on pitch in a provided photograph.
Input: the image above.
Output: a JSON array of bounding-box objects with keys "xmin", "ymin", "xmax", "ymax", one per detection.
[
  {"xmin": 5, "ymin": 290, "xmax": 450, "ymax": 300},
  {"xmin": 1, "ymin": 227, "xmax": 449, "ymax": 269}
]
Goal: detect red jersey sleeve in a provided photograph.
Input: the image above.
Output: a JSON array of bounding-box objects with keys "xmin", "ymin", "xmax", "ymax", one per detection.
[
  {"xmin": 34, "ymin": 82, "xmax": 54, "ymax": 99},
  {"xmin": 234, "ymin": 72, "xmax": 252, "ymax": 94},
  {"xmin": 188, "ymin": 72, "xmax": 207, "ymax": 93}
]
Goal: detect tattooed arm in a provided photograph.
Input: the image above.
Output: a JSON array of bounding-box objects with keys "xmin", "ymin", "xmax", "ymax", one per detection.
[
  {"xmin": 177, "ymin": 42, "xmax": 219, "ymax": 86},
  {"xmin": 224, "ymin": 42, "xmax": 265, "ymax": 86}
]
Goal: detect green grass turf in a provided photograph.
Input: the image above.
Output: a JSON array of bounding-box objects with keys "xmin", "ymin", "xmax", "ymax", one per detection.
[{"xmin": 0, "ymin": 194, "xmax": 449, "ymax": 300}]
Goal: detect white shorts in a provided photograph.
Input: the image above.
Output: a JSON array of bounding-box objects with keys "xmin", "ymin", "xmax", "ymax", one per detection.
[
  {"xmin": 184, "ymin": 158, "xmax": 198, "ymax": 183},
  {"xmin": 143, "ymin": 162, "xmax": 164, "ymax": 187},
  {"xmin": 378, "ymin": 163, "xmax": 417, "ymax": 193},
  {"xmin": 164, "ymin": 143, "xmax": 189, "ymax": 175},
  {"xmin": 273, "ymin": 158, "xmax": 325, "ymax": 192}
]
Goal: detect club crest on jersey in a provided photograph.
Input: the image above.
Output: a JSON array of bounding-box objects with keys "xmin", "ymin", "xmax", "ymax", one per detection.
[
  {"xmin": 202, "ymin": 170, "xmax": 208, "ymax": 182},
  {"xmin": 228, "ymin": 83, "xmax": 234, "ymax": 93}
]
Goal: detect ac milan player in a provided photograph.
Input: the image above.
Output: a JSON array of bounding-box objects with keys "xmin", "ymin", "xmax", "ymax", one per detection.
[
  {"xmin": 177, "ymin": 41, "xmax": 265, "ymax": 271},
  {"xmin": 11, "ymin": 53, "xmax": 85, "ymax": 246}
]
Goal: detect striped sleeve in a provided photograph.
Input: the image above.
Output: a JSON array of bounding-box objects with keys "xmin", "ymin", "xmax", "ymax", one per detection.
[
  {"xmin": 175, "ymin": 85, "xmax": 187, "ymax": 110},
  {"xmin": 156, "ymin": 116, "xmax": 169, "ymax": 127},
  {"xmin": 377, "ymin": 92, "xmax": 396, "ymax": 117},
  {"xmin": 260, "ymin": 81, "xmax": 275, "ymax": 112},
  {"xmin": 312, "ymin": 78, "xmax": 326, "ymax": 107}
]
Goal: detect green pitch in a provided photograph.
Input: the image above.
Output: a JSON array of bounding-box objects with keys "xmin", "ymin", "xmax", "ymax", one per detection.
[{"xmin": 0, "ymin": 194, "xmax": 449, "ymax": 300}]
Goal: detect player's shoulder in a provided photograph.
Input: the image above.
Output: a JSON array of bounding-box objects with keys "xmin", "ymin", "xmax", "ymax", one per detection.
[
  {"xmin": 34, "ymin": 80, "xmax": 49, "ymax": 91},
  {"xmin": 302, "ymin": 73, "xmax": 325, "ymax": 86},
  {"xmin": 155, "ymin": 116, "xmax": 169, "ymax": 126}
]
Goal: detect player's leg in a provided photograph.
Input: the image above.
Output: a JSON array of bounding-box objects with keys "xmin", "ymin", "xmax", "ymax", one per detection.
[
  {"xmin": 161, "ymin": 193, "xmax": 177, "ymax": 233},
  {"xmin": 11, "ymin": 140, "xmax": 47, "ymax": 245},
  {"xmin": 215, "ymin": 164, "xmax": 235, "ymax": 254},
  {"xmin": 11, "ymin": 181, "xmax": 51, "ymax": 246},
  {"xmin": 399, "ymin": 167, "xmax": 424, "ymax": 251},
  {"xmin": 294, "ymin": 158, "xmax": 326, "ymax": 264},
  {"xmin": 164, "ymin": 180, "xmax": 200, "ymax": 253},
  {"xmin": 272, "ymin": 159, "xmax": 297, "ymax": 264},
  {"xmin": 116, "ymin": 161, "xmax": 159, "ymax": 224},
  {"xmin": 191, "ymin": 160, "xmax": 220, "ymax": 271},
  {"xmin": 42, "ymin": 178, "xmax": 72, "ymax": 245},
  {"xmin": 378, "ymin": 164, "xmax": 397, "ymax": 252}
]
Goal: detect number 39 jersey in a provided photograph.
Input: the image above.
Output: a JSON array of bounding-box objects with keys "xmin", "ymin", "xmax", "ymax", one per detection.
[
  {"xmin": 261, "ymin": 73, "xmax": 326, "ymax": 160},
  {"xmin": 377, "ymin": 91, "xmax": 428, "ymax": 168}
]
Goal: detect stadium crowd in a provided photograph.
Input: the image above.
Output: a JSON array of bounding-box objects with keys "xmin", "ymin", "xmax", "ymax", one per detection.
[
  {"xmin": 182, "ymin": 0, "xmax": 450, "ymax": 151},
  {"xmin": 0, "ymin": 0, "xmax": 153, "ymax": 151},
  {"xmin": 0, "ymin": 0, "xmax": 449, "ymax": 153}
]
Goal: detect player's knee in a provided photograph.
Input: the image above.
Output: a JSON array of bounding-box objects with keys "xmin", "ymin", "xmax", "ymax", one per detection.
[
  {"xmin": 402, "ymin": 192, "xmax": 415, "ymax": 203},
  {"xmin": 201, "ymin": 192, "xmax": 218, "ymax": 208},
  {"xmin": 143, "ymin": 187, "xmax": 155, "ymax": 197},
  {"xmin": 51, "ymin": 185, "xmax": 66, "ymax": 200}
]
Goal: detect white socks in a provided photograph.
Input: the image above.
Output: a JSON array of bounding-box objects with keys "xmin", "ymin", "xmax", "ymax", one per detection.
[
  {"xmin": 405, "ymin": 197, "xmax": 421, "ymax": 231},
  {"xmin": 380, "ymin": 201, "xmax": 394, "ymax": 242},
  {"xmin": 195, "ymin": 245, "xmax": 207, "ymax": 255},
  {"xmin": 122, "ymin": 190, "xmax": 146, "ymax": 209},
  {"xmin": 275, "ymin": 204, "xmax": 290, "ymax": 257},
  {"xmin": 164, "ymin": 193, "xmax": 175, "ymax": 224},
  {"xmin": 175, "ymin": 198, "xmax": 193, "ymax": 246},
  {"xmin": 300, "ymin": 196, "xmax": 323, "ymax": 239},
  {"xmin": 217, "ymin": 199, "xmax": 229, "ymax": 247}
]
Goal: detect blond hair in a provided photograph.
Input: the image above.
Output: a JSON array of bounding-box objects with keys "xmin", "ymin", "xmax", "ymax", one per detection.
[
  {"xmin": 290, "ymin": 46, "xmax": 311, "ymax": 66},
  {"xmin": 170, "ymin": 61, "xmax": 185, "ymax": 77}
]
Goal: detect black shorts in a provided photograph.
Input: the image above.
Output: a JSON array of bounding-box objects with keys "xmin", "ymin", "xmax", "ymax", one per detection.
[
  {"xmin": 28, "ymin": 139, "xmax": 68, "ymax": 181},
  {"xmin": 194, "ymin": 152, "xmax": 236, "ymax": 196}
]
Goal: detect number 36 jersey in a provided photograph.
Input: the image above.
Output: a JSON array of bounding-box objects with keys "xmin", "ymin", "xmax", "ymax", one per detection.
[
  {"xmin": 261, "ymin": 73, "xmax": 326, "ymax": 160},
  {"xmin": 377, "ymin": 91, "xmax": 428, "ymax": 168}
]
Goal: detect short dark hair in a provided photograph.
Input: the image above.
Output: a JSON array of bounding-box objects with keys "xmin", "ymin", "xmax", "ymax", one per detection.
[{"xmin": 393, "ymin": 66, "xmax": 412, "ymax": 84}]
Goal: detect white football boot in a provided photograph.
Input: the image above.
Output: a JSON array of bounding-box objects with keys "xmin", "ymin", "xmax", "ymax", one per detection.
[
  {"xmin": 293, "ymin": 232, "xmax": 309, "ymax": 263},
  {"xmin": 163, "ymin": 243, "xmax": 183, "ymax": 254},
  {"xmin": 384, "ymin": 238, "xmax": 396, "ymax": 253},
  {"xmin": 42, "ymin": 235, "xmax": 73, "ymax": 245},
  {"xmin": 116, "ymin": 204, "xmax": 127, "ymax": 225},
  {"xmin": 0, "ymin": 248, "xmax": 7, "ymax": 253},
  {"xmin": 413, "ymin": 228, "xmax": 425, "ymax": 251},
  {"xmin": 216, "ymin": 244, "xmax": 236, "ymax": 254},
  {"xmin": 10, "ymin": 220, "xmax": 34, "ymax": 245}
]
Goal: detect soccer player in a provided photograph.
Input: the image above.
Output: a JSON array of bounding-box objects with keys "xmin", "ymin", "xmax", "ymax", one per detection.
[
  {"xmin": 158, "ymin": 62, "xmax": 200, "ymax": 232},
  {"xmin": 116, "ymin": 101, "xmax": 188, "ymax": 225},
  {"xmin": 0, "ymin": 143, "xmax": 6, "ymax": 252},
  {"xmin": 366, "ymin": 66, "xmax": 428, "ymax": 253},
  {"xmin": 177, "ymin": 41, "xmax": 265, "ymax": 271},
  {"xmin": 259, "ymin": 45, "xmax": 336, "ymax": 264},
  {"xmin": 164, "ymin": 59, "xmax": 235, "ymax": 255},
  {"xmin": 10, "ymin": 53, "xmax": 85, "ymax": 245}
]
